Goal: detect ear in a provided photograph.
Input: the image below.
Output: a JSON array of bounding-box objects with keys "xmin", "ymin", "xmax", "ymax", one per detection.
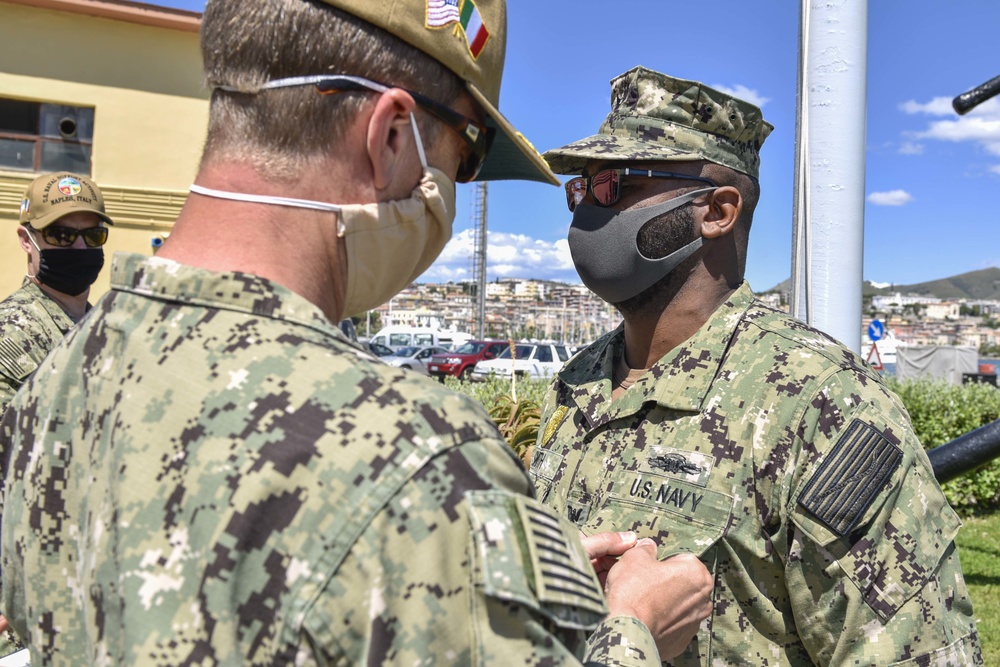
[
  {"xmin": 366, "ymin": 88, "xmax": 419, "ymax": 192},
  {"xmin": 699, "ymin": 186, "xmax": 742, "ymax": 239},
  {"xmin": 17, "ymin": 226, "xmax": 34, "ymax": 254}
]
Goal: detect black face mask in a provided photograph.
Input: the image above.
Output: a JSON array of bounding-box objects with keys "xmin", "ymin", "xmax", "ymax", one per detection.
[{"xmin": 34, "ymin": 247, "xmax": 104, "ymax": 296}]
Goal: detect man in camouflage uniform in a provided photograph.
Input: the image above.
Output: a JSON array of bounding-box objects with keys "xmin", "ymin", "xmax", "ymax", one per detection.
[
  {"xmin": 530, "ymin": 66, "xmax": 982, "ymax": 666},
  {"xmin": 0, "ymin": 171, "xmax": 112, "ymax": 416},
  {"xmin": 0, "ymin": 6, "xmax": 714, "ymax": 666}
]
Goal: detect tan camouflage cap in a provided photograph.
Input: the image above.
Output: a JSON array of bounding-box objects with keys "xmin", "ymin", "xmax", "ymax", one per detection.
[
  {"xmin": 544, "ymin": 66, "xmax": 773, "ymax": 179},
  {"xmin": 19, "ymin": 172, "xmax": 113, "ymax": 229},
  {"xmin": 318, "ymin": 0, "xmax": 557, "ymax": 185}
]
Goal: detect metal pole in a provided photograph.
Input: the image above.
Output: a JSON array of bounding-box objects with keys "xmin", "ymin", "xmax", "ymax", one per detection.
[
  {"xmin": 474, "ymin": 182, "xmax": 488, "ymax": 339},
  {"xmin": 790, "ymin": 0, "xmax": 868, "ymax": 353},
  {"xmin": 928, "ymin": 419, "xmax": 1000, "ymax": 485}
]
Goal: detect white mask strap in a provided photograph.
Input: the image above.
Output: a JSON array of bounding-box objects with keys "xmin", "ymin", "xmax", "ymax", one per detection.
[
  {"xmin": 215, "ymin": 73, "xmax": 430, "ymax": 172},
  {"xmin": 409, "ymin": 112, "xmax": 428, "ymax": 169},
  {"xmin": 24, "ymin": 228, "xmax": 40, "ymax": 279},
  {"xmin": 25, "ymin": 228, "xmax": 42, "ymax": 253},
  {"xmin": 217, "ymin": 74, "xmax": 391, "ymax": 95},
  {"xmin": 188, "ymin": 184, "xmax": 342, "ymax": 213}
]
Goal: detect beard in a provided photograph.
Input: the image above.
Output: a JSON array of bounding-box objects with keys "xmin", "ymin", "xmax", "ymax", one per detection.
[{"xmin": 613, "ymin": 203, "xmax": 696, "ymax": 318}]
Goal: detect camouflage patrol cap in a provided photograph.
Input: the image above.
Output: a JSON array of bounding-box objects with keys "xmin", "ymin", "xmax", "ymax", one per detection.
[
  {"xmin": 544, "ymin": 66, "xmax": 773, "ymax": 179},
  {"xmin": 316, "ymin": 0, "xmax": 558, "ymax": 185},
  {"xmin": 19, "ymin": 172, "xmax": 113, "ymax": 229}
]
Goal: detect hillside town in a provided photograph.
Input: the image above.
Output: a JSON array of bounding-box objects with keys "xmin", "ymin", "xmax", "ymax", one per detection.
[
  {"xmin": 861, "ymin": 292, "xmax": 1000, "ymax": 355},
  {"xmin": 366, "ymin": 278, "xmax": 1000, "ymax": 356},
  {"xmin": 367, "ymin": 278, "xmax": 619, "ymax": 345}
]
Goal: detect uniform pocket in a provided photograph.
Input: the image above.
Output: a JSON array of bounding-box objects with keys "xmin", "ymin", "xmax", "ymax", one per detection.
[
  {"xmin": 581, "ymin": 472, "xmax": 732, "ymax": 667},
  {"xmin": 791, "ymin": 415, "xmax": 962, "ymax": 622},
  {"xmin": 528, "ymin": 448, "xmax": 564, "ymax": 504},
  {"xmin": 584, "ymin": 473, "xmax": 734, "ymax": 560}
]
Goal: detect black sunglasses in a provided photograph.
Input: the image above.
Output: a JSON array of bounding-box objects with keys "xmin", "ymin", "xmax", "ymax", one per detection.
[
  {"xmin": 565, "ymin": 167, "xmax": 717, "ymax": 212},
  {"xmin": 31, "ymin": 225, "xmax": 108, "ymax": 248},
  {"xmin": 314, "ymin": 78, "xmax": 495, "ymax": 184}
]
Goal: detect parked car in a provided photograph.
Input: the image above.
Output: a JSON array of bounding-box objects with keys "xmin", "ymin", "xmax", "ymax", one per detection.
[
  {"xmin": 471, "ymin": 343, "xmax": 570, "ymax": 381},
  {"xmin": 382, "ymin": 345, "xmax": 451, "ymax": 375},
  {"xmin": 427, "ymin": 340, "xmax": 508, "ymax": 380},
  {"xmin": 368, "ymin": 341, "xmax": 395, "ymax": 357}
]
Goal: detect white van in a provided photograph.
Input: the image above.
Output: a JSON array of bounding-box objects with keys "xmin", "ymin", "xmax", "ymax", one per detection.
[{"xmin": 370, "ymin": 326, "xmax": 470, "ymax": 351}]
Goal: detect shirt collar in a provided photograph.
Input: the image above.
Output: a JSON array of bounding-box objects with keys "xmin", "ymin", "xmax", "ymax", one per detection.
[
  {"xmin": 22, "ymin": 278, "xmax": 81, "ymax": 329},
  {"xmin": 555, "ymin": 282, "xmax": 755, "ymax": 427},
  {"xmin": 110, "ymin": 252, "xmax": 340, "ymax": 338},
  {"xmin": 639, "ymin": 282, "xmax": 754, "ymax": 412}
]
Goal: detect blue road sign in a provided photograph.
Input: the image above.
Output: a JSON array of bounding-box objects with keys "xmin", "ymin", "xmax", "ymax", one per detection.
[{"xmin": 868, "ymin": 320, "xmax": 885, "ymax": 342}]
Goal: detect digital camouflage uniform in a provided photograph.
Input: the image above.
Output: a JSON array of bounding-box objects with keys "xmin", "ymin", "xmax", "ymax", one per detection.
[
  {"xmin": 0, "ymin": 252, "xmax": 664, "ymax": 666},
  {"xmin": 529, "ymin": 282, "xmax": 982, "ymax": 666},
  {"xmin": 0, "ymin": 279, "xmax": 78, "ymax": 417}
]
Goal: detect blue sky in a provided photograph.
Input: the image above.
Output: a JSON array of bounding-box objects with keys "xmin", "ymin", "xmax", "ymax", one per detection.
[{"xmin": 157, "ymin": 1, "xmax": 1000, "ymax": 292}]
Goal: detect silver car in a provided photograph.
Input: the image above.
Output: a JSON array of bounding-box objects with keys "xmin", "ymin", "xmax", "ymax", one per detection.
[{"xmin": 381, "ymin": 345, "xmax": 451, "ymax": 375}]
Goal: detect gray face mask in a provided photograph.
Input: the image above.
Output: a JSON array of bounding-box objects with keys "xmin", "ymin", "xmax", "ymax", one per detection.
[{"xmin": 568, "ymin": 187, "xmax": 716, "ymax": 304}]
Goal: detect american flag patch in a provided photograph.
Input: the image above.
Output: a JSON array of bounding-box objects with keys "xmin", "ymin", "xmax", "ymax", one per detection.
[
  {"xmin": 515, "ymin": 497, "xmax": 606, "ymax": 616},
  {"xmin": 799, "ymin": 419, "xmax": 903, "ymax": 536},
  {"xmin": 427, "ymin": 0, "xmax": 460, "ymax": 27}
]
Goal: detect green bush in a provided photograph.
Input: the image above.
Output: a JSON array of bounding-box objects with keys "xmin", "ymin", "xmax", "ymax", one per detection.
[
  {"xmin": 445, "ymin": 376, "xmax": 549, "ymax": 466},
  {"xmin": 886, "ymin": 377, "xmax": 1000, "ymax": 514},
  {"xmin": 442, "ymin": 375, "xmax": 549, "ymax": 408}
]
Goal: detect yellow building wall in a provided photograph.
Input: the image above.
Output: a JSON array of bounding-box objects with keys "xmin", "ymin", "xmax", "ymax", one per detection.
[{"xmin": 0, "ymin": 1, "xmax": 208, "ymax": 298}]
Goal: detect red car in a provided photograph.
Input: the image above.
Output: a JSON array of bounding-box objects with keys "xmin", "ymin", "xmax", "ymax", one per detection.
[{"xmin": 427, "ymin": 340, "xmax": 508, "ymax": 380}]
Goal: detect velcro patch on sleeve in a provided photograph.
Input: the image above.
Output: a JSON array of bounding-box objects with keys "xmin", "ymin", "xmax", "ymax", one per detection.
[
  {"xmin": 0, "ymin": 337, "xmax": 34, "ymax": 382},
  {"xmin": 466, "ymin": 490, "xmax": 607, "ymax": 631},
  {"xmin": 513, "ymin": 496, "xmax": 606, "ymax": 617},
  {"xmin": 799, "ymin": 419, "xmax": 903, "ymax": 536}
]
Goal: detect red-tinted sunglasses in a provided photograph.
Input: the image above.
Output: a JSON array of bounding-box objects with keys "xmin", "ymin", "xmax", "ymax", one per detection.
[{"xmin": 565, "ymin": 167, "xmax": 717, "ymax": 212}]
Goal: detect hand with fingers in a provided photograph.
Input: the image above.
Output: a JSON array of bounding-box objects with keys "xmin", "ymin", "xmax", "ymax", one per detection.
[{"xmin": 581, "ymin": 532, "xmax": 713, "ymax": 662}]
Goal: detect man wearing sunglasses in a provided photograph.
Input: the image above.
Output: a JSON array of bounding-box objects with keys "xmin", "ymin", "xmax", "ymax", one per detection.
[
  {"xmin": 530, "ymin": 66, "xmax": 981, "ymax": 666},
  {"xmin": 0, "ymin": 4, "xmax": 713, "ymax": 666},
  {"xmin": 0, "ymin": 171, "xmax": 112, "ymax": 416}
]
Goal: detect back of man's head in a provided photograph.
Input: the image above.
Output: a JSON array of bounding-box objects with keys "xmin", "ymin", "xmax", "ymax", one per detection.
[{"xmin": 200, "ymin": 0, "xmax": 555, "ymax": 185}]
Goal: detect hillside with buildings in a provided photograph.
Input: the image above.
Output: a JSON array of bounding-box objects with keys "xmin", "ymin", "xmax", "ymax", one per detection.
[
  {"xmin": 365, "ymin": 268, "xmax": 1000, "ymax": 355},
  {"xmin": 768, "ymin": 268, "xmax": 1000, "ymax": 301},
  {"xmin": 369, "ymin": 278, "xmax": 619, "ymax": 345}
]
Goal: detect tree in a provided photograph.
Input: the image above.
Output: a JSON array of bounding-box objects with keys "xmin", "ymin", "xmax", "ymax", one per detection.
[{"xmin": 352, "ymin": 311, "xmax": 381, "ymax": 336}]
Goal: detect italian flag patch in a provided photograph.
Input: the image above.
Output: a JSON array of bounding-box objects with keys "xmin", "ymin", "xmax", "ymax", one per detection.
[{"xmin": 459, "ymin": 0, "xmax": 490, "ymax": 58}]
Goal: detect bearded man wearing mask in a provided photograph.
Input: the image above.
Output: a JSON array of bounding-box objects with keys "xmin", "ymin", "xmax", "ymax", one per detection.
[
  {"xmin": 0, "ymin": 171, "xmax": 111, "ymax": 416},
  {"xmin": 0, "ymin": 5, "xmax": 714, "ymax": 665},
  {"xmin": 529, "ymin": 67, "xmax": 982, "ymax": 666}
]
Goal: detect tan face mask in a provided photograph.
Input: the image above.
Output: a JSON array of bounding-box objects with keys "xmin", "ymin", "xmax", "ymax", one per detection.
[
  {"xmin": 188, "ymin": 111, "xmax": 457, "ymax": 321},
  {"xmin": 338, "ymin": 166, "xmax": 455, "ymax": 317}
]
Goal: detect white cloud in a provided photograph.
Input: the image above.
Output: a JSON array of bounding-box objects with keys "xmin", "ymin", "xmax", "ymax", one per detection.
[
  {"xmin": 918, "ymin": 116, "xmax": 1000, "ymax": 143},
  {"xmin": 899, "ymin": 96, "xmax": 1000, "ymax": 158},
  {"xmin": 711, "ymin": 84, "xmax": 770, "ymax": 108},
  {"xmin": 899, "ymin": 97, "xmax": 956, "ymax": 116},
  {"xmin": 420, "ymin": 228, "xmax": 577, "ymax": 283},
  {"xmin": 867, "ymin": 190, "xmax": 914, "ymax": 206},
  {"xmin": 989, "ymin": 165, "xmax": 1000, "ymax": 176}
]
